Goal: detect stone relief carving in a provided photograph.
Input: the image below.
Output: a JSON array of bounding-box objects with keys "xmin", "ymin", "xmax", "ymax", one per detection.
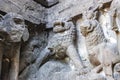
[
  {"xmin": 110, "ymin": 1, "xmax": 120, "ymax": 53},
  {"xmin": 18, "ymin": 21, "xmax": 90, "ymax": 80},
  {"xmin": 80, "ymin": 11, "xmax": 120, "ymax": 80},
  {"xmin": 0, "ymin": 12, "xmax": 29, "ymax": 80},
  {"xmin": 2, "ymin": 0, "xmax": 120, "ymax": 80},
  {"xmin": 50, "ymin": 21, "xmax": 86, "ymax": 69},
  {"xmin": 99, "ymin": 9, "xmax": 116, "ymax": 43},
  {"xmin": 35, "ymin": 21, "xmax": 85, "ymax": 70}
]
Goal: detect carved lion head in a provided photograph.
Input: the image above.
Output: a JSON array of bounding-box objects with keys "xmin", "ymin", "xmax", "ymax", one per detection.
[{"xmin": 53, "ymin": 21, "xmax": 70, "ymax": 33}]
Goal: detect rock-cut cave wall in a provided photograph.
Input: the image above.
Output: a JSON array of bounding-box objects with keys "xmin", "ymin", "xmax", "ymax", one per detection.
[{"xmin": 0, "ymin": 0, "xmax": 120, "ymax": 80}]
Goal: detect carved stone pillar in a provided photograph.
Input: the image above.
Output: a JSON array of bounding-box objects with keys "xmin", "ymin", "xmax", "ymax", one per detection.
[{"xmin": 0, "ymin": 12, "xmax": 29, "ymax": 80}]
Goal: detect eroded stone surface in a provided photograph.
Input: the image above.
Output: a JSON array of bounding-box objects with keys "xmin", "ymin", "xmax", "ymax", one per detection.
[
  {"xmin": 0, "ymin": 12, "xmax": 29, "ymax": 80},
  {"xmin": 1, "ymin": 0, "xmax": 120, "ymax": 80},
  {"xmin": 33, "ymin": 0, "xmax": 59, "ymax": 8}
]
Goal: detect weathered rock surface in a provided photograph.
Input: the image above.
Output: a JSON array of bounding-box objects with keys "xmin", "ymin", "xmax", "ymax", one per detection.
[
  {"xmin": 1, "ymin": 0, "xmax": 120, "ymax": 80},
  {"xmin": 25, "ymin": 61, "xmax": 106, "ymax": 80},
  {"xmin": 0, "ymin": 0, "xmax": 113, "ymax": 28},
  {"xmin": 33, "ymin": 0, "xmax": 59, "ymax": 8},
  {"xmin": 0, "ymin": 0, "xmax": 46, "ymax": 24},
  {"xmin": 0, "ymin": 12, "xmax": 29, "ymax": 80}
]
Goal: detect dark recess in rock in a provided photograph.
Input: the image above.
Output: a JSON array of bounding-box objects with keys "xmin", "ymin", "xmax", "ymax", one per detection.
[
  {"xmin": 0, "ymin": 10, "xmax": 6, "ymax": 16},
  {"xmin": 99, "ymin": 1, "xmax": 112, "ymax": 10},
  {"xmin": 0, "ymin": 10, "xmax": 6, "ymax": 21},
  {"xmin": 33, "ymin": 0, "xmax": 59, "ymax": 8}
]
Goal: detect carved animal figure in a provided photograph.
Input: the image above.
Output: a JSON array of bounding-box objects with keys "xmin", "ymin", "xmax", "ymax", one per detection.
[
  {"xmin": 35, "ymin": 21, "xmax": 85, "ymax": 70},
  {"xmin": 80, "ymin": 19, "xmax": 120, "ymax": 80},
  {"xmin": 0, "ymin": 13, "xmax": 29, "ymax": 80},
  {"xmin": 47, "ymin": 21, "xmax": 75, "ymax": 58},
  {"xmin": 19, "ymin": 21, "xmax": 85, "ymax": 79}
]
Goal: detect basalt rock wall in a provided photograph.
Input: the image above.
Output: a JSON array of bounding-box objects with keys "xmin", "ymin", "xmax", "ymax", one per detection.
[{"xmin": 0, "ymin": 0, "xmax": 120, "ymax": 80}]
